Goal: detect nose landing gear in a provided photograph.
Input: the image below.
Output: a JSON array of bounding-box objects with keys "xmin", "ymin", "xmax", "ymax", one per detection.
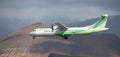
[{"xmin": 33, "ymin": 36, "xmax": 35, "ymax": 39}]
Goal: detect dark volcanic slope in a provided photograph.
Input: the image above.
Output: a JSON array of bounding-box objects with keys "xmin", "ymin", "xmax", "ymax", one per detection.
[{"xmin": 0, "ymin": 23, "xmax": 120, "ymax": 57}]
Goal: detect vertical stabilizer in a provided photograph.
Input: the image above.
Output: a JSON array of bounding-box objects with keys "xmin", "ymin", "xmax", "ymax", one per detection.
[{"xmin": 92, "ymin": 14, "xmax": 108, "ymax": 28}]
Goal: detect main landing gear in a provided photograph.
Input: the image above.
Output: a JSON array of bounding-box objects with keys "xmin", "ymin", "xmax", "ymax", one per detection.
[{"xmin": 62, "ymin": 37, "xmax": 68, "ymax": 40}]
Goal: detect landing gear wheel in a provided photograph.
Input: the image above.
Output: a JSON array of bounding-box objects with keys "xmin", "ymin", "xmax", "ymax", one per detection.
[
  {"xmin": 64, "ymin": 37, "xmax": 68, "ymax": 40},
  {"xmin": 33, "ymin": 36, "xmax": 35, "ymax": 39},
  {"xmin": 62, "ymin": 37, "xmax": 68, "ymax": 40}
]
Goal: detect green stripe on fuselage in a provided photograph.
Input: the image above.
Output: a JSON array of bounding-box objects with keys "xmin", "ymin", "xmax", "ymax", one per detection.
[{"xmin": 57, "ymin": 14, "xmax": 108, "ymax": 37}]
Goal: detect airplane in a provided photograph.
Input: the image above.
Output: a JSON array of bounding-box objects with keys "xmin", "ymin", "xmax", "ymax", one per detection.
[{"xmin": 29, "ymin": 14, "xmax": 109, "ymax": 40}]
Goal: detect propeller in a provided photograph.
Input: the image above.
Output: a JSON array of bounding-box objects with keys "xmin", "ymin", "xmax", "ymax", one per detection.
[{"xmin": 51, "ymin": 24, "xmax": 54, "ymax": 32}]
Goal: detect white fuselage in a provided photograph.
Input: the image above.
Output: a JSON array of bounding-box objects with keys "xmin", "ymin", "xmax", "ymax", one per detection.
[{"xmin": 29, "ymin": 26, "xmax": 90, "ymax": 37}]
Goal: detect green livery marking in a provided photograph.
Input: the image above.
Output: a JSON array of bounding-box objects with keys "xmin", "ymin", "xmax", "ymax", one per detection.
[{"xmin": 57, "ymin": 14, "xmax": 109, "ymax": 37}]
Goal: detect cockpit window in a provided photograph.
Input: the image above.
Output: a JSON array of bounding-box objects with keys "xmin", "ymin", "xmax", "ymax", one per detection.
[{"xmin": 33, "ymin": 29, "xmax": 36, "ymax": 31}]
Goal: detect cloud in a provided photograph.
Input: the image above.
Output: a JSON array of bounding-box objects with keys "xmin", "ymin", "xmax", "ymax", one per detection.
[{"xmin": 0, "ymin": 0, "xmax": 120, "ymax": 24}]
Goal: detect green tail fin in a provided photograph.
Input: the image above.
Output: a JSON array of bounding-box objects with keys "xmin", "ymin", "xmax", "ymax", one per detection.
[{"xmin": 92, "ymin": 14, "xmax": 108, "ymax": 28}]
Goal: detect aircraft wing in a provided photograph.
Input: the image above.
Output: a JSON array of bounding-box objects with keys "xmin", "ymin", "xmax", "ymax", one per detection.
[{"xmin": 55, "ymin": 22, "xmax": 67, "ymax": 30}]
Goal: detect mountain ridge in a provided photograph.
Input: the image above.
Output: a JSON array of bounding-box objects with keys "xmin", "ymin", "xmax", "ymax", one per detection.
[{"xmin": 0, "ymin": 22, "xmax": 120, "ymax": 57}]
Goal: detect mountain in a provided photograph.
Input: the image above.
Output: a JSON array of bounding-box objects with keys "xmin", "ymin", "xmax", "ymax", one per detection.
[
  {"xmin": 0, "ymin": 23, "xmax": 120, "ymax": 57},
  {"xmin": 68, "ymin": 15, "xmax": 120, "ymax": 37}
]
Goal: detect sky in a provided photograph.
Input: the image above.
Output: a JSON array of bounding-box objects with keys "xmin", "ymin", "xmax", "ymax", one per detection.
[
  {"xmin": 0, "ymin": 0, "xmax": 120, "ymax": 39},
  {"xmin": 0, "ymin": 0, "xmax": 120, "ymax": 24}
]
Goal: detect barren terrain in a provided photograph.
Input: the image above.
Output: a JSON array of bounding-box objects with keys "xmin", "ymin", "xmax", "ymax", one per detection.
[{"xmin": 0, "ymin": 23, "xmax": 120, "ymax": 57}]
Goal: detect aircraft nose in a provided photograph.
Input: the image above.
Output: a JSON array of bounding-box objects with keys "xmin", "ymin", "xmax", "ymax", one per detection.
[{"xmin": 29, "ymin": 31, "xmax": 35, "ymax": 36}]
